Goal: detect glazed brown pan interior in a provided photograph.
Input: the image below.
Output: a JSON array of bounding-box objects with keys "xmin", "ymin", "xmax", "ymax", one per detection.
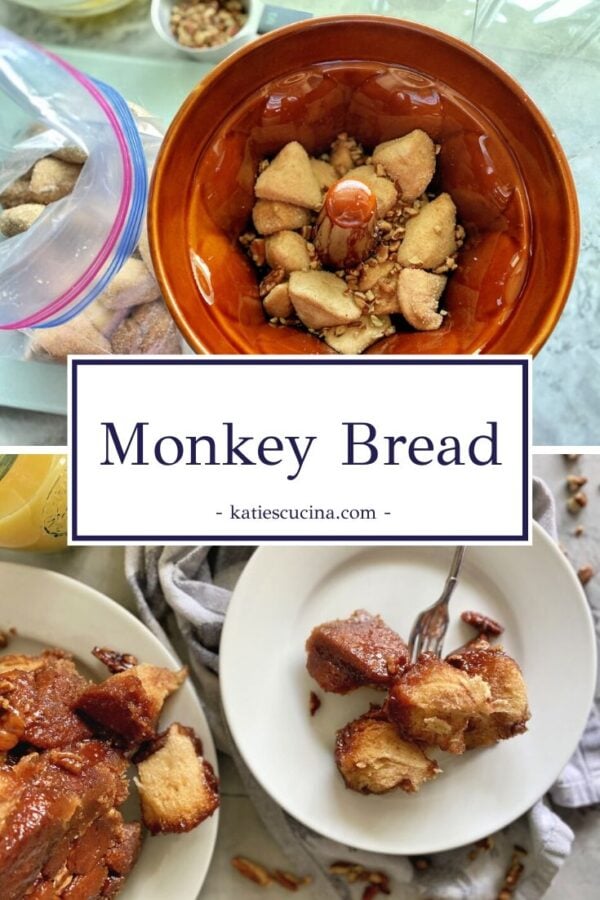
[{"xmin": 149, "ymin": 16, "xmax": 579, "ymax": 355}]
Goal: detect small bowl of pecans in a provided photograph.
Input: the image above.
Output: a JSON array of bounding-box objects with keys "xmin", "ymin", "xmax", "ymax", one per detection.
[{"xmin": 151, "ymin": 0, "xmax": 261, "ymax": 62}]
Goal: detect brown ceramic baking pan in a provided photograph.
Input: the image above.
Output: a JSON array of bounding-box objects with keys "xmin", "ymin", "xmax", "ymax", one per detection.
[{"xmin": 149, "ymin": 15, "xmax": 579, "ymax": 355}]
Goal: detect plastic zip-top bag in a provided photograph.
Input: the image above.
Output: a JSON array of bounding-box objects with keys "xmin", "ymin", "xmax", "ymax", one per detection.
[{"xmin": 0, "ymin": 28, "xmax": 182, "ymax": 359}]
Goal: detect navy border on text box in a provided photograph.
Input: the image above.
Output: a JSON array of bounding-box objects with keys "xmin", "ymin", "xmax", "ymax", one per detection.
[{"xmin": 70, "ymin": 358, "xmax": 530, "ymax": 543}]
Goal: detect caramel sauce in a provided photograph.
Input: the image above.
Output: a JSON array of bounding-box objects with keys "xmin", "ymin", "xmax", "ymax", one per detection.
[
  {"xmin": 325, "ymin": 179, "xmax": 376, "ymax": 228},
  {"xmin": 315, "ymin": 179, "xmax": 377, "ymax": 268},
  {"xmin": 189, "ymin": 59, "xmax": 530, "ymax": 354}
]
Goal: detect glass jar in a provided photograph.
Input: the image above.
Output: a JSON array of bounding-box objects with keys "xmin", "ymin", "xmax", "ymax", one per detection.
[{"xmin": 0, "ymin": 454, "xmax": 68, "ymax": 551}]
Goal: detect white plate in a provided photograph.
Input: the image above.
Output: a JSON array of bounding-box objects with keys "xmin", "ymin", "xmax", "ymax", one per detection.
[
  {"xmin": 220, "ymin": 524, "xmax": 597, "ymax": 855},
  {"xmin": 0, "ymin": 561, "xmax": 219, "ymax": 899}
]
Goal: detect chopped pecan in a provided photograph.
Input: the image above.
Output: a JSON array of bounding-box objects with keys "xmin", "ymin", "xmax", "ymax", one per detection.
[
  {"xmin": 48, "ymin": 750, "xmax": 84, "ymax": 775},
  {"xmin": 272, "ymin": 870, "xmax": 312, "ymax": 891},
  {"xmin": 309, "ymin": 691, "xmax": 321, "ymax": 716},
  {"xmin": 368, "ymin": 871, "xmax": 390, "ymax": 893},
  {"xmin": 170, "ymin": 1, "xmax": 247, "ymax": 50},
  {"xmin": 505, "ymin": 861, "xmax": 524, "ymax": 887},
  {"xmin": 231, "ymin": 856, "xmax": 272, "ymax": 886},
  {"xmin": 461, "ymin": 611, "xmax": 504, "ymax": 637},
  {"xmin": 92, "ymin": 646, "xmax": 138, "ymax": 673},
  {"xmin": 386, "ymin": 656, "xmax": 400, "ymax": 677},
  {"xmin": 0, "ymin": 627, "xmax": 16, "ymax": 649},
  {"xmin": 476, "ymin": 836, "xmax": 494, "ymax": 850},
  {"xmin": 330, "ymin": 861, "xmax": 364, "ymax": 883},
  {"xmin": 362, "ymin": 887, "xmax": 381, "ymax": 900},
  {"xmin": 578, "ymin": 565, "xmax": 594, "ymax": 586},
  {"xmin": 566, "ymin": 491, "xmax": 588, "ymax": 513},
  {"xmin": 566, "ymin": 474, "xmax": 587, "ymax": 492},
  {"xmin": 496, "ymin": 851, "xmax": 525, "ymax": 899},
  {"xmin": 259, "ymin": 267, "xmax": 286, "ymax": 298},
  {"xmin": 239, "ymin": 230, "xmax": 256, "ymax": 247},
  {"xmin": 330, "ymin": 862, "xmax": 390, "ymax": 893}
]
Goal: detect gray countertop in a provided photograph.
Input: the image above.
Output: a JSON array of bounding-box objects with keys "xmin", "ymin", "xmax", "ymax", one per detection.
[
  {"xmin": 0, "ymin": 0, "xmax": 599, "ymax": 444},
  {"xmin": 533, "ymin": 453, "xmax": 600, "ymax": 900}
]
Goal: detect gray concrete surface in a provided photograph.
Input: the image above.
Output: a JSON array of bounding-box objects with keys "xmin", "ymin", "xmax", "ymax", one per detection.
[{"xmin": 533, "ymin": 453, "xmax": 600, "ymax": 899}]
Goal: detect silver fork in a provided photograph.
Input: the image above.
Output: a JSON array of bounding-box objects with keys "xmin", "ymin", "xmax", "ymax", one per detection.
[{"xmin": 408, "ymin": 546, "xmax": 465, "ymax": 662}]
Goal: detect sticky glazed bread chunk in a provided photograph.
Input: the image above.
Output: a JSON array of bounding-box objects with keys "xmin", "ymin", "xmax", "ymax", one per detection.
[
  {"xmin": 447, "ymin": 638, "xmax": 530, "ymax": 748},
  {"xmin": 0, "ymin": 652, "xmax": 92, "ymax": 751},
  {"xmin": 0, "ymin": 652, "xmax": 51, "ymax": 676},
  {"xmin": 387, "ymin": 653, "xmax": 491, "ymax": 754},
  {"xmin": 77, "ymin": 663, "xmax": 187, "ymax": 745},
  {"xmin": 0, "ymin": 640, "xmax": 218, "ymax": 898},
  {"xmin": 306, "ymin": 609, "xmax": 409, "ymax": 694},
  {"xmin": 335, "ymin": 708, "xmax": 440, "ymax": 794},
  {"xmin": 0, "ymin": 742, "xmax": 128, "ymax": 900},
  {"xmin": 25, "ymin": 810, "xmax": 142, "ymax": 900},
  {"xmin": 135, "ymin": 723, "xmax": 219, "ymax": 834}
]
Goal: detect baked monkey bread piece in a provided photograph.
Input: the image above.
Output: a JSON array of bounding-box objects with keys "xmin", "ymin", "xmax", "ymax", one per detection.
[
  {"xmin": 446, "ymin": 638, "xmax": 530, "ymax": 749},
  {"xmin": 134, "ymin": 723, "xmax": 219, "ymax": 834},
  {"xmin": 305, "ymin": 609, "xmax": 409, "ymax": 694},
  {"xmin": 0, "ymin": 741, "xmax": 130, "ymax": 900},
  {"xmin": 335, "ymin": 708, "xmax": 440, "ymax": 794},
  {"xmin": 76, "ymin": 663, "xmax": 187, "ymax": 745},
  {"xmin": 24, "ymin": 811, "xmax": 142, "ymax": 900},
  {"xmin": 0, "ymin": 647, "xmax": 218, "ymax": 900},
  {"xmin": 0, "ymin": 650, "xmax": 93, "ymax": 751},
  {"xmin": 387, "ymin": 653, "xmax": 491, "ymax": 754}
]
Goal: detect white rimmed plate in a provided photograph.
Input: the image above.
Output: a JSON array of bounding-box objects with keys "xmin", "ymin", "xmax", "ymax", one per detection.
[
  {"xmin": 220, "ymin": 524, "xmax": 596, "ymax": 855},
  {"xmin": 0, "ymin": 561, "xmax": 219, "ymax": 899}
]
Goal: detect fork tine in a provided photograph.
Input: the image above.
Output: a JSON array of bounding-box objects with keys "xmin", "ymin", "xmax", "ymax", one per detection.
[
  {"xmin": 412, "ymin": 632, "xmax": 422, "ymax": 662},
  {"xmin": 418, "ymin": 636, "xmax": 434, "ymax": 657},
  {"xmin": 409, "ymin": 614, "xmax": 426, "ymax": 662},
  {"xmin": 422, "ymin": 635, "xmax": 443, "ymax": 658},
  {"xmin": 408, "ymin": 547, "xmax": 465, "ymax": 662}
]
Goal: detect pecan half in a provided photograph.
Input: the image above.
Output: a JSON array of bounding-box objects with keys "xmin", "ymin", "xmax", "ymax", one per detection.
[
  {"xmin": 461, "ymin": 611, "xmax": 504, "ymax": 638},
  {"xmin": 92, "ymin": 646, "xmax": 138, "ymax": 673},
  {"xmin": 272, "ymin": 870, "xmax": 312, "ymax": 891},
  {"xmin": 259, "ymin": 267, "xmax": 286, "ymax": 298},
  {"xmin": 231, "ymin": 857, "xmax": 271, "ymax": 886}
]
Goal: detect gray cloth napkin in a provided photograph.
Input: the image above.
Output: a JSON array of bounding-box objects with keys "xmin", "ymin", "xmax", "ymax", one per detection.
[{"xmin": 125, "ymin": 479, "xmax": 600, "ymax": 899}]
